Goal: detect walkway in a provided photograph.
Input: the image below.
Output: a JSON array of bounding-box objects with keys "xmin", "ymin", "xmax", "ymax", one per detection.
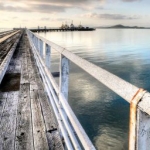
[{"xmin": 0, "ymin": 31, "xmax": 64, "ymax": 150}]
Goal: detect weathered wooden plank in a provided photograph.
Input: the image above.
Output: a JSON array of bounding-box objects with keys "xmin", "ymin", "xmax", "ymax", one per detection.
[
  {"xmin": 31, "ymin": 89, "xmax": 49, "ymax": 150},
  {"xmin": 0, "ymin": 92, "xmax": 8, "ymax": 99},
  {"xmin": 38, "ymin": 90, "xmax": 64, "ymax": 150},
  {"xmin": 15, "ymin": 83, "xmax": 34, "ymax": 150},
  {"xmin": 20, "ymin": 52, "xmax": 29, "ymax": 84},
  {"xmin": 20, "ymin": 37, "xmax": 29, "ymax": 84},
  {"xmin": 0, "ymin": 92, "xmax": 18, "ymax": 150},
  {"xmin": 0, "ymin": 30, "xmax": 20, "ymax": 44},
  {"xmin": 38, "ymin": 90, "xmax": 57, "ymax": 131},
  {"xmin": 59, "ymin": 55, "xmax": 70, "ymax": 100},
  {"xmin": 47, "ymin": 131, "xmax": 64, "ymax": 150},
  {"xmin": 0, "ymin": 92, "xmax": 8, "ymax": 121},
  {"xmin": 136, "ymin": 109, "xmax": 150, "ymax": 150},
  {"xmin": 7, "ymin": 58, "xmax": 22, "ymax": 74},
  {"xmin": 28, "ymin": 39, "xmax": 64, "ymax": 150},
  {"xmin": 0, "ymin": 97, "xmax": 7, "ymax": 114}
]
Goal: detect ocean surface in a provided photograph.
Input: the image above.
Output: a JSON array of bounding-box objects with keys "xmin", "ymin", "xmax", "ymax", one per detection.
[{"xmin": 39, "ymin": 29, "xmax": 150, "ymax": 150}]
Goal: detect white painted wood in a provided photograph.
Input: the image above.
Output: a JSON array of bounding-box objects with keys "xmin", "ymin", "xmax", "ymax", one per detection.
[
  {"xmin": 40, "ymin": 39, "xmax": 43, "ymax": 58},
  {"xmin": 30, "ymin": 30, "xmax": 140, "ymax": 103},
  {"xmin": 45, "ymin": 43, "xmax": 51, "ymax": 69},
  {"xmin": 0, "ymin": 30, "xmax": 20, "ymax": 44},
  {"xmin": 136, "ymin": 109, "xmax": 150, "ymax": 150},
  {"xmin": 37, "ymin": 38, "xmax": 41, "ymax": 51},
  {"xmin": 29, "ymin": 40, "xmax": 73, "ymax": 149},
  {"xmin": 27, "ymin": 32, "xmax": 95, "ymax": 150},
  {"xmin": 36, "ymin": 37, "xmax": 38, "ymax": 50},
  {"xmin": 0, "ymin": 34, "xmax": 21, "ymax": 84},
  {"xmin": 27, "ymin": 36, "xmax": 64, "ymax": 149},
  {"xmin": 59, "ymin": 55, "xmax": 70, "ymax": 100}
]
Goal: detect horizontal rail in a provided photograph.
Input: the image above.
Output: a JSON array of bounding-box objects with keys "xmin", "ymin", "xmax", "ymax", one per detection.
[
  {"xmin": 28, "ymin": 30, "xmax": 150, "ymax": 116},
  {"xmin": 27, "ymin": 29, "xmax": 150, "ymax": 150},
  {"xmin": 27, "ymin": 29, "xmax": 95, "ymax": 150},
  {"xmin": 0, "ymin": 32, "xmax": 22, "ymax": 83},
  {"xmin": 0, "ymin": 30, "xmax": 14, "ymax": 36},
  {"xmin": 0, "ymin": 30, "xmax": 20, "ymax": 44}
]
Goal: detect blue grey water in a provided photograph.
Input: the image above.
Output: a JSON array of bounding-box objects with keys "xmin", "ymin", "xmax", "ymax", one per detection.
[{"xmin": 39, "ymin": 29, "xmax": 150, "ymax": 150}]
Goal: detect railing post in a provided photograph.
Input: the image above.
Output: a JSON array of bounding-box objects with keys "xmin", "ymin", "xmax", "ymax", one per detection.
[
  {"xmin": 59, "ymin": 54, "xmax": 70, "ymax": 150},
  {"xmin": 35, "ymin": 36, "xmax": 38, "ymax": 50},
  {"xmin": 45, "ymin": 43, "xmax": 51, "ymax": 69},
  {"xmin": 136, "ymin": 109, "xmax": 150, "ymax": 150},
  {"xmin": 129, "ymin": 90, "xmax": 150, "ymax": 150},
  {"xmin": 59, "ymin": 54, "xmax": 70, "ymax": 100},
  {"xmin": 40, "ymin": 39, "xmax": 43, "ymax": 58},
  {"xmin": 38, "ymin": 38, "xmax": 40, "ymax": 51}
]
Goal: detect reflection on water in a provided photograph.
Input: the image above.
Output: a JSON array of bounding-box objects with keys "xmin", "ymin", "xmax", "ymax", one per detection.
[{"xmin": 39, "ymin": 29, "xmax": 150, "ymax": 149}]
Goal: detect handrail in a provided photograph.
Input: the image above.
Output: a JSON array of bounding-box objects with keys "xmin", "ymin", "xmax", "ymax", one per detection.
[
  {"xmin": 27, "ymin": 29, "xmax": 96, "ymax": 150},
  {"xmin": 0, "ymin": 31, "xmax": 22, "ymax": 83},
  {"xmin": 27, "ymin": 29, "xmax": 150, "ymax": 150},
  {"xmin": 0, "ymin": 30, "xmax": 14, "ymax": 36},
  {"xmin": 0, "ymin": 30, "xmax": 20, "ymax": 44},
  {"xmin": 28, "ymin": 29, "xmax": 150, "ymax": 115}
]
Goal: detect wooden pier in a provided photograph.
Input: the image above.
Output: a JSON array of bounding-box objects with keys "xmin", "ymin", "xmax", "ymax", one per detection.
[
  {"xmin": 29, "ymin": 28, "xmax": 96, "ymax": 32},
  {"xmin": 1, "ymin": 29, "xmax": 150, "ymax": 150},
  {"xmin": 0, "ymin": 30, "xmax": 64, "ymax": 150}
]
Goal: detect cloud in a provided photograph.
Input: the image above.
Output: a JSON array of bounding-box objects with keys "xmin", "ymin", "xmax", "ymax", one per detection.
[
  {"xmin": 41, "ymin": 18, "xmax": 51, "ymax": 21},
  {"xmin": 0, "ymin": 0, "xmax": 142, "ymax": 14},
  {"xmin": 0, "ymin": 0, "xmax": 104, "ymax": 13},
  {"xmin": 82, "ymin": 13, "xmax": 140, "ymax": 20},
  {"xmin": 40, "ymin": 17, "xmax": 69, "ymax": 22},
  {"xmin": 0, "ymin": 2, "xmax": 69, "ymax": 13},
  {"xmin": 0, "ymin": 4, "xmax": 29, "ymax": 12},
  {"xmin": 31, "ymin": 4, "xmax": 67, "ymax": 13},
  {"xmin": 12, "ymin": 17, "xmax": 18, "ymax": 19},
  {"xmin": 122, "ymin": 0, "xmax": 141, "ymax": 2}
]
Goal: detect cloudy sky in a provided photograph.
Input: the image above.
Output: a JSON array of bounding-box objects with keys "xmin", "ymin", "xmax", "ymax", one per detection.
[{"xmin": 0, "ymin": 0, "xmax": 150, "ymax": 28}]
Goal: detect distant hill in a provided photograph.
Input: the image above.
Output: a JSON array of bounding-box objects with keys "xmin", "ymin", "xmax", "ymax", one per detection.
[{"xmin": 96, "ymin": 24, "xmax": 150, "ymax": 29}]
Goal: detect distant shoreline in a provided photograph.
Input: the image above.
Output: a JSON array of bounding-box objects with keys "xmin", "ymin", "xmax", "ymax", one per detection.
[{"xmin": 96, "ymin": 24, "xmax": 150, "ymax": 29}]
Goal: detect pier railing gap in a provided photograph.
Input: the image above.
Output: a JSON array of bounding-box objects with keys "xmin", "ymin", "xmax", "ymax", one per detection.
[{"xmin": 27, "ymin": 29, "xmax": 150, "ymax": 150}]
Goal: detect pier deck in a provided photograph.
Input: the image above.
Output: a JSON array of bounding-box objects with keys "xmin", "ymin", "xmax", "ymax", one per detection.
[
  {"xmin": 0, "ymin": 31, "xmax": 64, "ymax": 150},
  {"xmin": 2, "ymin": 28, "xmax": 150, "ymax": 150}
]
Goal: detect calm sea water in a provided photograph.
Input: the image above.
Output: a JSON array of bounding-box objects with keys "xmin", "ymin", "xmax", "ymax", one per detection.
[{"xmin": 39, "ymin": 29, "xmax": 150, "ymax": 150}]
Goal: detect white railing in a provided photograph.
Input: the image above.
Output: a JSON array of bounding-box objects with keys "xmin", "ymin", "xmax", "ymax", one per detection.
[
  {"xmin": 0, "ymin": 31, "xmax": 21, "ymax": 84},
  {"xmin": 27, "ymin": 29, "xmax": 150, "ymax": 150}
]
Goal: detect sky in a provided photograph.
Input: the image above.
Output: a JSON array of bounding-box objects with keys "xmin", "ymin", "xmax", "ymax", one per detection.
[{"xmin": 0, "ymin": 0, "xmax": 150, "ymax": 28}]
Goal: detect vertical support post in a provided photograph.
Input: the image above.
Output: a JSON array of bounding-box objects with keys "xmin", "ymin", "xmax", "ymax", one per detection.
[
  {"xmin": 35, "ymin": 37, "xmax": 37, "ymax": 48},
  {"xmin": 38, "ymin": 38, "xmax": 40, "ymax": 51},
  {"xmin": 59, "ymin": 54, "xmax": 70, "ymax": 150},
  {"xmin": 136, "ymin": 96, "xmax": 150, "ymax": 150},
  {"xmin": 34, "ymin": 36, "xmax": 36, "ymax": 47},
  {"xmin": 59, "ymin": 54, "xmax": 70, "ymax": 100},
  {"xmin": 129, "ymin": 89, "xmax": 146, "ymax": 150},
  {"xmin": 32, "ymin": 34, "xmax": 34, "ymax": 44},
  {"xmin": 45, "ymin": 43, "xmax": 51, "ymax": 69},
  {"xmin": 40, "ymin": 39, "xmax": 43, "ymax": 58}
]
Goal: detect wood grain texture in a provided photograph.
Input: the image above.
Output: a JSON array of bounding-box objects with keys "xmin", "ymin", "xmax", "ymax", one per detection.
[
  {"xmin": 15, "ymin": 34, "xmax": 34, "ymax": 150},
  {"xmin": 0, "ymin": 92, "xmax": 8, "ymax": 120},
  {"xmin": 0, "ymin": 92, "xmax": 18, "ymax": 150},
  {"xmin": 28, "ymin": 37, "xmax": 64, "ymax": 150},
  {"xmin": 31, "ymin": 89, "xmax": 49, "ymax": 150},
  {"xmin": 0, "ymin": 30, "xmax": 64, "ymax": 150},
  {"xmin": 15, "ymin": 83, "xmax": 34, "ymax": 150}
]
